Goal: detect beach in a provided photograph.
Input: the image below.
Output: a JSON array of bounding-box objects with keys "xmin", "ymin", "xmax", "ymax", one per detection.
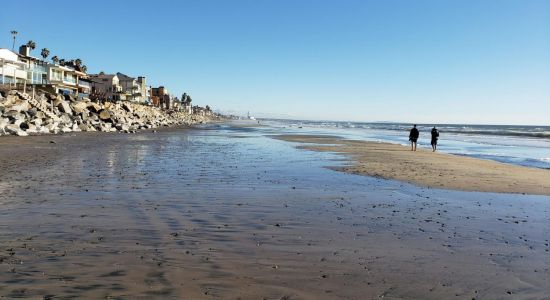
[
  {"xmin": 1, "ymin": 123, "xmax": 549, "ymax": 299},
  {"xmin": 274, "ymin": 134, "xmax": 550, "ymax": 195}
]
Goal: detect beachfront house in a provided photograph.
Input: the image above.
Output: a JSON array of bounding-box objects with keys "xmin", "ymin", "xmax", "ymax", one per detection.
[
  {"xmin": 0, "ymin": 48, "xmax": 28, "ymax": 85},
  {"xmin": 89, "ymin": 73, "xmax": 148, "ymax": 103},
  {"xmin": 19, "ymin": 45, "xmax": 89, "ymax": 96},
  {"xmin": 44, "ymin": 62, "xmax": 89, "ymax": 96},
  {"xmin": 116, "ymin": 72, "xmax": 148, "ymax": 103},
  {"xmin": 151, "ymin": 86, "xmax": 171, "ymax": 109},
  {"xmin": 89, "ymin": 73, "xmax": 124, "ymax": 101},
  {"xmin": 1, "ymin": 46, "xmax": 89, "ymax": 98}
]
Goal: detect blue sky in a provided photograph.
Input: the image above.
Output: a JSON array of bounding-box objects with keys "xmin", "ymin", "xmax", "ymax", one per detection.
[{"xmin": 1, "ymin": 0, "xmax": 549, "ymax": 124}]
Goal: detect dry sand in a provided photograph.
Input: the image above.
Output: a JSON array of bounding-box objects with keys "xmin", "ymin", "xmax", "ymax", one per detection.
[{"xmin": 274, "ymin": 134, "xmax": 550, "ymax": 195}]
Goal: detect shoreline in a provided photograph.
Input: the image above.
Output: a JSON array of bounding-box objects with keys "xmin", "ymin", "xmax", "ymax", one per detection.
[{"xmin": 273, "ymin": 134, "xmax": 550, "ymax": 196}]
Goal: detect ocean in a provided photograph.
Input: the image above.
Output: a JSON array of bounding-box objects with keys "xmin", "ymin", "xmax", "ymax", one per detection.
[{"xmin": 256, "ymin": 119, "xmax": 550, "ymax": 169}]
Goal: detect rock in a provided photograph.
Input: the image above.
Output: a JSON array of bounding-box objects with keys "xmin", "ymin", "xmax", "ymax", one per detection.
[
  {"xmin": 9, "ymin": 100, "xmax": 31, "ymax": 112},
  {"xmin": 27, "ymin": 107, "xmax": 38, "ymax": 117},
  {"xmin": 19, "ymin": 122, "xmax": 30, "ymax": 130},
  {"xmin": 87, "ymin": 102, "xmax": 102, "ymax": 113},
  {"xmin": 31, "ymin": 118, "xmax": 43, "ymax": 127},
  {"xmin": 115, "ymin": 123, "xmax": 130, "ymax": 132},
  {"xmin": 98, "ymin": 123, "xmax": 112, "ymax": 132},
  {"xmin": 78, "ymin": 123, "xmax": 94, "ymax": 132},
  {"xmin": 34, "ymin": 111, "xmax": 46, "ymax": 119},
  {"xmin": 71, "ymin": 101, "xmax": 88, "ymax": 114},
  {"xmin": 25, "ymin": 123, "xmax": 38, "ymax": 133},
  {"xmin": 4, "ymin": 110, "xmax": 26, "ymax": 124},
  {"xmin": 98, "ymin": 109, "xmax": 112, "ymax": 121},
  {"xmin": 55, "ymin": 100, "xmax": 73, "ymax": 114},
  {"xmin": 5, "ymin": 94, "xmax": 19, "ymax": 104},
  {"xmin": 0, "ymin": 117, "xmax": 9, "ymax": 127},
  {"xmin": 59, "ymin": 114, "xmax": 72, "ymax": 125},
  {"xmin": 4, "ymin": 124, "xmax": 28, "ymax": 136},
  {"xmin": 122, "ymin": 102, "xmax": 133, "ymax": 113},
  {"xmin": 46, "ymin": 122, "xmax": 60, "ymax": 134}
]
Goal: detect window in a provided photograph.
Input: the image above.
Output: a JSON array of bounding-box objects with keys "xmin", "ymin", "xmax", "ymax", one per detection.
[{"xmin": 51, "ymin": 69, "xmax": 62, "ymax": 81}]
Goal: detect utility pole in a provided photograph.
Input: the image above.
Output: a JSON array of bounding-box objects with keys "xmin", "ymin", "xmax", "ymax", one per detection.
[{"xmin": 10, "ymin": 30, "xmax": 18, "ymax": 51}]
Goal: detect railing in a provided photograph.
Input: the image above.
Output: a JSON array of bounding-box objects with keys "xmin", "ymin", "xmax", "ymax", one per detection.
[
  {"xmin": 31, "ymin": 65, "xmax": 47, "ymax": 73},
  {"xmin": 63, "ymin": 76, "xmax": 77, "ymax": 84},
  {"xmin": 78, "ymin": 81, "xmax": 91, "ymax": 88}
]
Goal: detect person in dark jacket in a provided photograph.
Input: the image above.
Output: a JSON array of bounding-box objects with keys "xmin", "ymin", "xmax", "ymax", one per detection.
[
  {"xmin": 409, "ymin": 124, "xmax": 419, "ymax": 151},
  {"xmin": 431, "ymin": 126, "xmax": 439, "ymax": 152}
]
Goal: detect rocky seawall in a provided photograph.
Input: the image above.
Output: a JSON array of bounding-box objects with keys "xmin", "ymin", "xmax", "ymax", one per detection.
[{"xmin": 0, "ymin": 89, "xmax": 221, "ymax": 136}]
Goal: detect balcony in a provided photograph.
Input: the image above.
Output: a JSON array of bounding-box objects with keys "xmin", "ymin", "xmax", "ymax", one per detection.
[
  {"xmin": 32, "ymin": 65, "xmax": 47, "ymax": 73},
  {"xmin": 78, "ymin": 81, "xmax": 91, "ymax": 88},
  {"xmin": 63, "ymin": 76, "xmax": 77, "ymax": 85}
]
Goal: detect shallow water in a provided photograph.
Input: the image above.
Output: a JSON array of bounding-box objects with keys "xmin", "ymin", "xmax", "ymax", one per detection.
[
  {"xmin": 0, "ymin": 123, "xmax": 549, "ymax": 299},
  {"xmin": 259, "ymin": 119, "xmax": 550, "ymax": 169}
]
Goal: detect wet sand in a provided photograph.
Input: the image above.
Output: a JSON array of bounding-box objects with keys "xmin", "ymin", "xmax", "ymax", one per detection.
[
  {"xmin": 275, "ymin": 134, "xmax": 550, "ymax": 195},
  {"xmin": 0, "ymin": 126, "xmax": 549, "ymax": 299}
]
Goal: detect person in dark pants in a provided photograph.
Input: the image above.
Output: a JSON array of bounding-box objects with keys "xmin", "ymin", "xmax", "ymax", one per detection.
[
  {"xmin": 409, "ymin": 124, "xmax": 419, "ymax": 151},
  {"xmin": 431, "ymin": 126, "xmax": 439, "ymax": 152}
]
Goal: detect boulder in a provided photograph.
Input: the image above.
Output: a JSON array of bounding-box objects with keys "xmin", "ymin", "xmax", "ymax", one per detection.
[
  {"xmin": 71, "ymin": 101, "xmax": 89, "ymax": 114},
  {"xmin": 4, "ymin": 124, "xmax": 28, "ymax": 136},
  {"xmin": 31, "ymin": 118, "xmax": 43, "ymax": 127},
  {"xmin": 78, "ymin": 123, "xmax": 94, "ymax": 132},
  {"xmin": 55, "ymin": 100, "xmax": 73, "ymax": 114},
  {"xmin": 122, "ymin": 102, "xmax": 133, "ymax": 113},
  {"xmin": 25, "ymin": 123, "xmax": 38, "ymax": 134},
  {"xmin": 4, "ymin": 110, "xmax": 26, "ymax": 123},
  {"xmin": 87, "ymin": 102, "xmax": 102, "ymax": 113},
  {"xmin": 46, "ymin": 122, "xmax": 59, "ymax": 134},
  {"xmin": 98, "ymin": 109, "xmax": 112, "ymax": 121},
  {"xmin": 34, "ymin": 111, "xmax": 46, "ymax": 119},
  {"xmin": 27, "ymin": 107, "xmax": 38, "ymax": 117},
  {"xmin": 98, "ymin": 123, "xmax": 112, "ymax": 132},
  {"xmin": 0, "ymin": 117, "xmax": 9, "ymax": 128},
  {"xmin": 9, "ymin": 100, "xmax": 31, "ymax": 112},
  {"xmin": 59, "ymin": 114, "xmax": 72, "ymax": 125}
]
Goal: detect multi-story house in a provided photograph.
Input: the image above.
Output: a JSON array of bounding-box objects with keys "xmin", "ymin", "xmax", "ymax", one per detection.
[
  {"xmin": 151, "ymin": 86, "xmax": 171, "ymax": 109},
  {"xmin": 116, "ymin": 72, "xmax": 148, "ymax": 103},
  {"xmin": 1, "ymin": 46, "xmax": 89, "ymax": 98},
  {"xmin": 89, "ymin": 73, "xmax": 124, "ymax": 101},
  {"xmin": 45, "ymin": 63, "xmax": 89, "ymax": 96},
  {"xmin": 0, "ymin": 48, "xmax": 28, "ymax": 85}
]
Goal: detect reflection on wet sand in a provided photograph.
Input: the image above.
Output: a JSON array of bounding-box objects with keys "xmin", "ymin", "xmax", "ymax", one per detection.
[{"xmin": 0, "ymin": 126, "xmax": 549, "ymax": 299}]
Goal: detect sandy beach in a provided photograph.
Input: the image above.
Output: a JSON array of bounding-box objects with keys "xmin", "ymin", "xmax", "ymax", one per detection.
[
  {"xmin": 0, "ymin": 124, "xmax": 549, "ymax": 299},
  {"xmin": 275, "ymin": 134, "xmax": 550, "ymax": 196}
]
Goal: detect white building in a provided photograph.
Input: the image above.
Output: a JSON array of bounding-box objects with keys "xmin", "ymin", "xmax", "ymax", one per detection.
[
  {"xmin": 1, "ymin": 46, "xmax": 90, "ymax": 97},
  {"xmin": 0, "ymin": 48, "xmax": 29, "ymax": 85},
  {"xmin": 116, "ymin": 72, "xmax": 148, "ymax": 103}
]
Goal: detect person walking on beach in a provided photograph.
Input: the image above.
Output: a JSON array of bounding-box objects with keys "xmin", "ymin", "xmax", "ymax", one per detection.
[
  {"xmin": 431, "ymin": 126, "xmax": 439, "ymax": 152},
  {"xmin": 409, "ymin": 124, "xmax": 419, "ymax": 151}
]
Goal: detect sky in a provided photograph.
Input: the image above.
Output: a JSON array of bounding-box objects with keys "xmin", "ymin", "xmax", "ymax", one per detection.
[{"xmin": 1, "ymin": 0, "xmax": 549, "ymax": 125}]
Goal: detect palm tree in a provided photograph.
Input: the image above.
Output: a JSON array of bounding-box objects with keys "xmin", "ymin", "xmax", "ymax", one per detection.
[
  {"xmin": 41, "ymin": 48, "xmax": 50, "ymax": 60},
  {"xmin": 75, "ymin": 58, "xmax": 82, "ymax": 67},
  {"xmin": 59, "ymin": 59, "xmax": 65, "ymax": 66},
  {"xmin": 10, "ymin": 30, "xmax": 18, "ymax": 51},
  {"xmin": 81, "ymin": 65, "xmax": 88, "ymax": 73},
  {"xmin": 26, "ymin": 40, "xmax": 36, "ymax": 53},
  {"xmin": 51, "ymin": 55, "xmax": 59, "ymax": 64}
]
